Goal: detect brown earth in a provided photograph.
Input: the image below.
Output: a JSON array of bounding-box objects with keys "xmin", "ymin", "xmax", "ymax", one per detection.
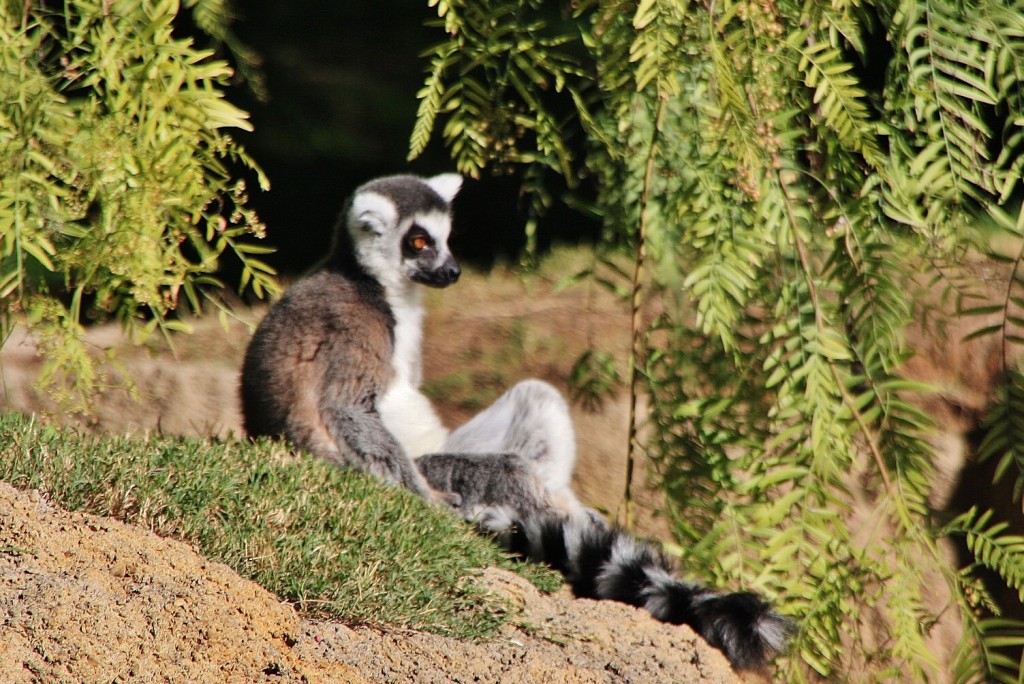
[
  {"xmin": 0, "ymin": 260, "xmax": 747, "ymax": 684},
  {"xmin": 0, "ymin": 481, "xmax": 741, "ymax": 684}
]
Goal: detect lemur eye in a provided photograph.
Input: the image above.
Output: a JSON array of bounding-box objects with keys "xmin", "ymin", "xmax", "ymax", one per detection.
[{"xmin": 405, "ymin": 226, "xmax": 433, "ymax": 253}]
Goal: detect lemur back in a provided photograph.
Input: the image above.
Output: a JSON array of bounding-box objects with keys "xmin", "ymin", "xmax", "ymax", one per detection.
[
  {"xmin": 239, "ymin": 173, "xmax": 792, "ymax": 671},
  {"xmin": 241, "ymin": 269, "xmax": 394, "ymax": 463}
]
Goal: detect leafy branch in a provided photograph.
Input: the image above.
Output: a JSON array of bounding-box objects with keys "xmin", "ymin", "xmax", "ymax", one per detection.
[{"xmin": 1, "ymin": 0, "xmax": 278, "ymax": 410}]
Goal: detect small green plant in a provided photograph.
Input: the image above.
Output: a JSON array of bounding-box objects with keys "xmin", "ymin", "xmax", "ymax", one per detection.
[
  {"xmin": 0, "ymin": 412, "xmax": 560, "ymax": 638},
  {"xmin": 1, "ymin": 0, "xmax": 278, "ymax": 411}
]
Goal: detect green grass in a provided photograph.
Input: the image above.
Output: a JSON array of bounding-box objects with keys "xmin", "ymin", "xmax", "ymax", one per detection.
[{"xmin": 0, "ymin": 412, "xmax": 561, "ymax": 639}]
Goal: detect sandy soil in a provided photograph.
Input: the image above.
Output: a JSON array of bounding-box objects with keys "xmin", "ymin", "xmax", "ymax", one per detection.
[{"xmin": 0, "ymin": 482, "xmax": 740, "ymax": 683}]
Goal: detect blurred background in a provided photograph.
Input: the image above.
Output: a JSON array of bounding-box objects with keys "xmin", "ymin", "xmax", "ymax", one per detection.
[{"xmin": 230, "ymin": 0, "xmax": 599, "ymax": 274}]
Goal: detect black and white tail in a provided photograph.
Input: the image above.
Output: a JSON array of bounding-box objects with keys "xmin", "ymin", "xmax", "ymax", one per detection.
[{"xmin": 506, "ymin": 515, "xmax": 793, "ymax": 671}]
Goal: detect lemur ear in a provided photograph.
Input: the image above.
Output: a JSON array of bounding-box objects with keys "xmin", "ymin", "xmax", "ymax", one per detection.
[
  {"xmin": 355, "ymin": 211, "xmax": 387, "ymax": 236},
  {"xmin": 350, "ymin": 191, "xmax": 396, "ymax": 236},
  {"xmin": 425, "ymin": 173, "xmax": 462, "ymax": 204}
]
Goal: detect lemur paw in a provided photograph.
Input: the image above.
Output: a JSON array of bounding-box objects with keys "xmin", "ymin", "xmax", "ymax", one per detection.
[{"xmin": 427, "ymin": 488, "xmax": 462, "ymax": 510}]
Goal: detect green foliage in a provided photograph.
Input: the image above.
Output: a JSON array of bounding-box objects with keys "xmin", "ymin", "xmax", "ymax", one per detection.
[
  {"xmin": 411, "ymin": 0, "xmax": 1024, "ymax": 679},
  {"xmin": 569, "ymin": 349, "xmax": 623, "ymax": 412},
  {"xmin": 0, "ymin": 0, "xmax": 278, "ymax": 411},
  {"xmin": 945, "ymin": 509, "xmax": 1024, "ymax": 683},
  {"xmin": 0, "ymin": 412, "xmax": 559, "ymax": 638}
]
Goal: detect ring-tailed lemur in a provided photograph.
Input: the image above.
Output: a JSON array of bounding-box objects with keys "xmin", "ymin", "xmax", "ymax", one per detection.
[{"xmin": 240, "ymin": 173, "xmax": 792, "ymax": 670}]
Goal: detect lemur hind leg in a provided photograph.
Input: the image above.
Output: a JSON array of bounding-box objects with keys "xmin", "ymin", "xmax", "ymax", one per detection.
[
  {"xmin": 440, "ymin": 379, "xmax": 582, "ymax": 512},
  {"xmin": 417, "ymin": 379, "xmax": 601, "ymax": 543},
  {"xmin": 416, "ymin": 451, "xmax": 554, "ymax": 545}
]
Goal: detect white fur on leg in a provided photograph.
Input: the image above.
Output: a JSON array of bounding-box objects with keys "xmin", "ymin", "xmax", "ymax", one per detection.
[{"xmin": 443, "ymin": 379, "xmax": 577, "ymax": 490}]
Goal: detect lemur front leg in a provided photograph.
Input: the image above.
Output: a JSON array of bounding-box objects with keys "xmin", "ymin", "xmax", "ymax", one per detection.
[{"xmin": 318, "ymin": 403, "xmax": 459, "ymax": 507}]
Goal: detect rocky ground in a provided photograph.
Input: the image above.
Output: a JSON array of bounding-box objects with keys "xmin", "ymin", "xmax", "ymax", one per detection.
[{"xmin": 0, "ymin": 482, "xmax": 742, "ymax": 684}]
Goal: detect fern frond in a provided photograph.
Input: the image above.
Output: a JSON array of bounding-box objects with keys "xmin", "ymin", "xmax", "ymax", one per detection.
[
  {"xmin": 630, "ymin": 0, "xmax": 685, "ymax": 96},
  {"xmin": 976, "ymin": 370, "xmax": 1024, "ymax": 499},
  {"xmin": 791, "ymin": 32, "xmax": 883, "ymax": 169},
  {"xmin": 984, "ymin": 1, "xmax": 1024, "ymax": 201},
  {"xmin": 408, "ymin": 43, "xmax": 457, "ymax": 161},
  {"xmin": 946, "ymin": 508, "xmax": 1024, "ymax": 684},
  {"xmin": 952, "ymin": 617, "xmax": 1024, "ymax": 684},
  {"xmin": 948, "ymin": 508, "xmax": 1024, "ymax": 603},
  {"xmin": 893, "ymin": 0, "xmax": 1000, "ymax": 198}
]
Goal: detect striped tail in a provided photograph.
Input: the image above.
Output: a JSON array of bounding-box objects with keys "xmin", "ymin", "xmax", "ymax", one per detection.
[{"xmin": 506, "ymin": 516, "xmax": 793, "ymax": 671}]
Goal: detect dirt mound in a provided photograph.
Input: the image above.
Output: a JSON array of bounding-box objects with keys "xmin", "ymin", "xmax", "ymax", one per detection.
[
  {"xmin": 0, "ymin": 482, "xmax": 742, "ymax": 683},
  {"xmin": 0, "ymin": 482, "xmax": 356, "ymax": 683}
]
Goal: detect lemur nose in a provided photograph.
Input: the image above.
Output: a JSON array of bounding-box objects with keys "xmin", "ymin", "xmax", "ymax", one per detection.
[{"xmin": 448, "ymin": 263, "xmax": 461, "ymax": 283}]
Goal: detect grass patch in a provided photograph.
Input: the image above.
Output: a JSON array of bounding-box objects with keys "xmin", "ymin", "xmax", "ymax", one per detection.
[{"xmin": 0, "ymin": 412, "xmax": 561, "ymax": 639}]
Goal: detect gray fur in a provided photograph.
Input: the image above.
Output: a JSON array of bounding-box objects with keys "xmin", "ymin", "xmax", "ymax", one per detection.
[{"xmin": 241, "ymin": 266, "xmax": 437, "ymax": 495}]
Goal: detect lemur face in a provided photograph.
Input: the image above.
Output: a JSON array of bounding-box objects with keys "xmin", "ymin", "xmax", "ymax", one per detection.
[
  {"xmin": 401, "ymin": 219, "xmax": 461, "ymax": 287},
  {"xmin": 347, "ymin": 174, "xmax": 463, "ymax": 290}
]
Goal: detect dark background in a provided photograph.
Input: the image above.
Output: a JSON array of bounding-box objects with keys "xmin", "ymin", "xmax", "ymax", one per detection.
[{"xmin": 230, "ymin": 0, "xmax": 599, "ymax": 275}]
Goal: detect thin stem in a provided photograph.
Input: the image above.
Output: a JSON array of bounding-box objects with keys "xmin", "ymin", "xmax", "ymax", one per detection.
[{"xmin": 622, "ymin": 93, "xmax": 667, "ymax": 531}]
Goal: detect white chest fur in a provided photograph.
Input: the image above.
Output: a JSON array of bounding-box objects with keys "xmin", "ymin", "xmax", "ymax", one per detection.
[{"xmin": 378, "ymin": 288, "xmax": 450, "ymax": 457}]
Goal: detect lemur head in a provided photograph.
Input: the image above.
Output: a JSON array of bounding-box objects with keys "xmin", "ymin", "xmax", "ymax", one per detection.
[{"xmin": 346, "ymin": 174, "xmax": 462, "ymax": 291}]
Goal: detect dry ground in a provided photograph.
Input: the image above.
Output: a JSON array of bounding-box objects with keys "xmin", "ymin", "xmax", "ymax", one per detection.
[{"xmin": 0, "ymin": 481, "xmax": 740, "ymax": 683}]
